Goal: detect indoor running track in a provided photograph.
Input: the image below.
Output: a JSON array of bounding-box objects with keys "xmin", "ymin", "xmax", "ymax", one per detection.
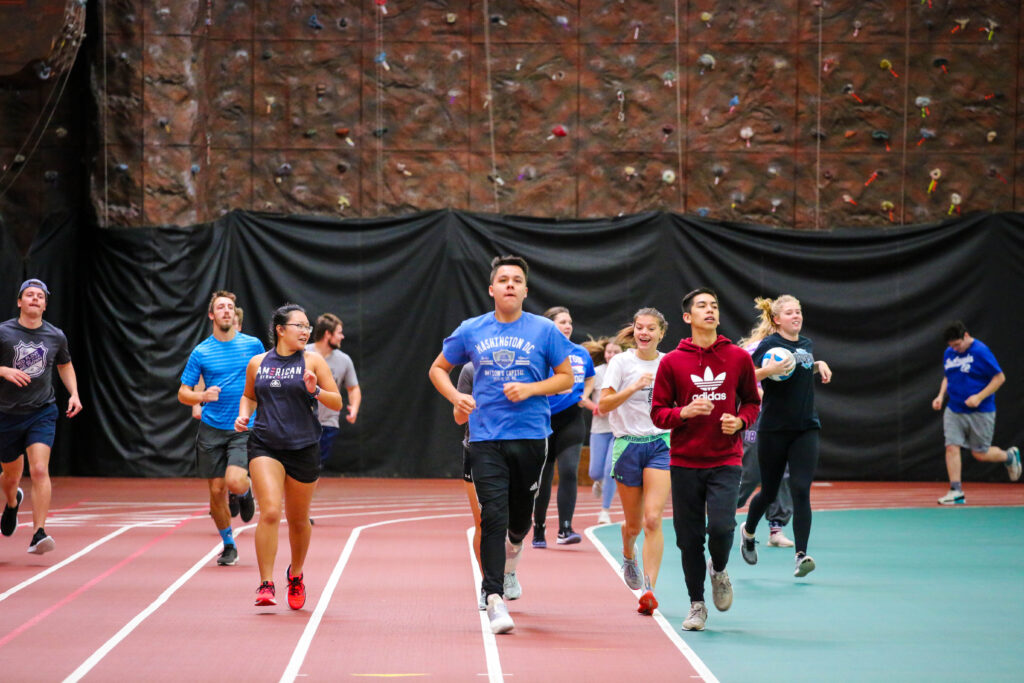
[{"xmin": 0, "ymin": 479, "xmax": 1020, "ymax": 682}]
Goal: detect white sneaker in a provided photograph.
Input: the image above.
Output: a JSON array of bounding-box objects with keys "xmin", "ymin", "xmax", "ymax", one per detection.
[
  {"xmin": 1006, "ymin": 446, "xmax": 1021, "ymax": 482},
  {"xmin": 937, "ymin": 489, "xmax": 966, "ymax": 505},
  {"xmin": 767, "ymin": 530, "xmax": 795, "ymax": 547},
  {"xmin": 794, "ymin": 553, "xmax": 816, "ymax": 577},
  {"xmin": 592, "ymin": 480, "xmax": 602, "ymax": 498},
  {"xmin": 682, "ymin": 601, "xmax": 708, "ymax": 631},
  {"xmin": 707, "ymin": 559, "xmax": 733, "ymax": 612},
  {"xmin": 503, "ymin": 571, "xmax": 522, "ymax": 600},
  {"xmin": 597, "ymin": 509, "xmax": 612, "ymax": 525},
  {"xmin": 486, "ymin": 594, "xmax": 514, "ymax": 634}
]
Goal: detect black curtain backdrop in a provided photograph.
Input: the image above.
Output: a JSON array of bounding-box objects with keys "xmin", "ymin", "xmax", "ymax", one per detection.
[{"xmin": 12, "ymin": 209, "xmax": 1022, "ymax": 481}]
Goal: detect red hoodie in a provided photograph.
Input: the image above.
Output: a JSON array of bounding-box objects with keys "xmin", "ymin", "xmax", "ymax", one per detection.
[{"xmin": 651, "ymin": 335, "xmax": 761, "ymax": 468}]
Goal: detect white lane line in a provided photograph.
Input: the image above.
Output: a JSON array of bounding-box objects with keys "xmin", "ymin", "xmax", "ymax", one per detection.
[
  {"xmin": 466, "ymin": 527, "xmax": 504, "ymax": 682},
  {"xmin": 279, "ymin": 513, "xmax": 469, "ymax": 683},
  {"xmin": 62, "ymin": 523, "xmax": 255, "ymax": 683},
  {"xmin": 0, "ymin": 521, "xmax": 168, "ymax": 604},
  {"xmin": 583, "ymin": 525, "xmax": 719, "ymax": 683}
]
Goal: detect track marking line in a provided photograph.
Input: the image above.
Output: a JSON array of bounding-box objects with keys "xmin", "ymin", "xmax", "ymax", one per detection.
[
  {"xmin": 466, "ymin": 526, "xmax": 505, "ymax": 683},
  {"xmin": 583, "ymin": 524, "xmax": 720, "ymax": 683},
  {"xmin": 280, "ymin": 513, "xmax": 469, "ymax": 683},
  {"xmin": 62, "ymin": 521, "xmax": 256, "ymax": 683}
]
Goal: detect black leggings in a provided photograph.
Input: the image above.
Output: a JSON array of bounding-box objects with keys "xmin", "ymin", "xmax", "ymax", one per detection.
[
  {"xmin": 533, "ymin": 407, "xmax": 584, "ymax": 532},
  {"xmin": 745, "ymin": 429, "xmax": 819, "ymax": 555}
]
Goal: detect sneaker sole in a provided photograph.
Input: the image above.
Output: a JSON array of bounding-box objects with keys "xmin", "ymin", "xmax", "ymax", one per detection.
[
  {"xmin": 27, "ymin": 536, "xmax": 55, "ymax": 555},
  {"xmin": 556, "ymin": 536, "xmax": 581, "ymax": 545},
  {"xmin": 254, "ymin": 597, "xmax": 277, "ymax": 606},
  {"xmin": 794, "ymin": 559, "xmax": 816, "ymax": 577},
  {"xmin": 682, "ymin": 621, "xmax": 705, "ymax": 631},
  {"xmin": 637, "ymin": 591, "xmax": 658, "ymax": 615},
  {"xmin": 532, "ymin": 541, "xmax": 547, "ymax": 549},
  {"xmin": 490, "ymin": 617, "xmax": 514, "ymax": 634},
  {"xmin": 937, "ymin": 498, "xmax": 966, "ymax": 505}
]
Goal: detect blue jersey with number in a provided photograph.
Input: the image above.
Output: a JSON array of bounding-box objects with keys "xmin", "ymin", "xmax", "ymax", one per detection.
[
  {"xmin": 181, "ymin": 332, "xmax": 265, "ymax": 430},
  {"xmin": 442, "ymin": 312, "xmax": 574, "ymax": 441},
  {"xmin": 548, "ymin": 342, "xmax": 596, "ymax": 415},
  {"xmin": 943, "ymin": 339, "xmax": 1001, "ymax": 414}
]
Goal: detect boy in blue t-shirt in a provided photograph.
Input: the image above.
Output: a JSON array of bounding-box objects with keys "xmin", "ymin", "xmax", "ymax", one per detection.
[
  {"xmin": 178, "ymin": 291, "xmax": 265, "ymax": 565},
  {"xmin": 429, "ymin": 256, "xmax": 573, "ymax": 635},
  {"xmin": 931, "ymin": 321, "xmax": 1019, "ymax": 505}
]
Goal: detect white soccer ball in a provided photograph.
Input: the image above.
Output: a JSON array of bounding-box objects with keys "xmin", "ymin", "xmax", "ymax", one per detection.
[{"xmin": 761, "ymin": 347, "xmax": 795, "ymax": 381}]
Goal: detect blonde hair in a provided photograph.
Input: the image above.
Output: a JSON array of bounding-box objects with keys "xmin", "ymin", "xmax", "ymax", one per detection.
[
  {"xmin": 615, "ymin": 308, "xmax": 667, "ymax": 347},
  {"xmin": 739, "ymin": 295, "xmax": 800, "ymax": 347},
  {"xmin": 581, "ymin": 336, "xmax": 624, "ymax": 366}
]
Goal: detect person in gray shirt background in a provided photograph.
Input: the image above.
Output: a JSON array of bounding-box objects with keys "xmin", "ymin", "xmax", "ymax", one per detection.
[{"xmin": 306, "ymin": 313, "xmax": 361, "ymax": 469}]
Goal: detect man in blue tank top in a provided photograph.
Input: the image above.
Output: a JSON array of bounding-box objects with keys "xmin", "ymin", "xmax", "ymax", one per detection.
[
  {"xmin": 1, "ymin": 279, "xmax": 83, "ymax": 555},
  {"xmin": 179, "ymin": 291, "xmax": 265, "ymax": 566},
  {"xmin": 429, "ymin": 255, "xmax": 574, "ymax": 635}
]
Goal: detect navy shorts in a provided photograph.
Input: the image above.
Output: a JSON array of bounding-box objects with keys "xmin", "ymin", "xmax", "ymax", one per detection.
[
  {"xmin": 611, "ymin": 433, "xmax": 671, "ymax": 487},
  {"xmin": 247, "ymin": 432, "xmax": 320, "ymax": 484},
  {"xmin": 0, "ymin": 403, "xmax": 58, "ymax": 464}
]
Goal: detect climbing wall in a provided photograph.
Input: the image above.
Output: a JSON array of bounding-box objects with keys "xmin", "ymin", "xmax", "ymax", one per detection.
[{"xmin": 79, "ymin": 0, "xmax": 1024, "ymax": 228}]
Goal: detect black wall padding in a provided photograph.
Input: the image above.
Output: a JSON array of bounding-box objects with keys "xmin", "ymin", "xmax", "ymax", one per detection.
[{"xmin": 37, "ymin": 210, "xmax": 1024, "ymax": 481}]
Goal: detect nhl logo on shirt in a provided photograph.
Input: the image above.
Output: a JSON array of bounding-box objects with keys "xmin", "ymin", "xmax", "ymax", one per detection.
[
  {"xmin": 492, "ymin": 349, "xmax": 515, "ymax": 370},
  {"xmin": 13, "ymin": 341, "xmax": 47, "ymax": 378}
]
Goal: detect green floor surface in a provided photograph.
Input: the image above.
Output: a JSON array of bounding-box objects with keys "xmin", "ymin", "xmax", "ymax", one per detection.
[{"xmin": 592, "ymin": 507, "xmax": 1024, "ymax": 682}]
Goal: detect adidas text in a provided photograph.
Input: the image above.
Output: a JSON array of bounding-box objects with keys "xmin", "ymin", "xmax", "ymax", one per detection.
[{"xmin": 692, "ymin": 391, "xmax": 726, "ymax": 402}]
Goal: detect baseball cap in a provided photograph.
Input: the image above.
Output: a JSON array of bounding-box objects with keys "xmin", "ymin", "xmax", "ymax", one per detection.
[{"xmin": 19, "ymin": 279, "xmax": 49, "ymax": 298}]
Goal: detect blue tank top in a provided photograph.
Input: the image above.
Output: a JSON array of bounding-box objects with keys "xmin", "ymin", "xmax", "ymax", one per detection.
[{"xmin": 251, "ymin": 349, "xmax": 321, "ymax": 449}]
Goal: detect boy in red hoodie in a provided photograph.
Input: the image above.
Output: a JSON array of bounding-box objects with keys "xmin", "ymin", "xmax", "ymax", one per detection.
[{"xmin": 651, "ymin": 288, "xmax": 760, "ymax": 632}]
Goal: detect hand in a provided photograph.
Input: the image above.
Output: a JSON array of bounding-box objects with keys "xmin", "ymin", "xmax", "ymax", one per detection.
[
  {"xmin": 303, "ymin": 369, "xmax": 318, "ymax": 394},
  {"xmin": 763, "ymin": 356, "xmax": 795, "ymax": 377},
  {"xmin": 964, "ymin": 394, "xmax": 981, "ymax": 409},
  {"xmin": 345, "ymin": 404, "xmax": 358, "ymax": 424},
  {"xmin": 720, "ymin": 413, "xmax": 743, "ymax": 435},
  {"xmin": 503, "ymin": 382, "xmax": 534, "ymax": 403},
  {"xmin": 816, "ymin": 361, "xmax": 832, "ymax": 384},
  {"xmin": 630, "ymin": 373, "xmax": 654, "ymax": 392},
  {"xmin": 66, "ymin": 395, "xmax": 83, "ymax": 418},
  {"xmin": 453, "ymin": 391, "xmax": 476, "ymax": 415},
  {"xmin": 234, "ymin": 414, "xmax": 250, "ymax": 432},
  {"xmin": 680, "ymin": 397, "xmax": 714, "ymax": 419},
  {"xmin": 592, "ymin": 404, "xmax": 604, "ymax": 417},
  {"xmin": 200, "ymin": 385, "xmax": 221, "ymax": 402},
  {"xmin": 931, "ymin": 396, "xmax": 943, "ymax": 411},
  {"xmin": 0, "ymin": 366, "xmax": 31, "ymax": 387}
]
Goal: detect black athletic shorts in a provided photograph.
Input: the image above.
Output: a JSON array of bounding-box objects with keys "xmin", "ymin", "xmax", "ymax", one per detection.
[{"xmin": 247, "ymin": 432, "xmax": 320, "ymax": 484}]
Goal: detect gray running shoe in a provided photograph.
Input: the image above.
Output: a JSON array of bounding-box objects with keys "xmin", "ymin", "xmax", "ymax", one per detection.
[
  {"xmin": 503, "ymin": 571, "xmax": 522, "ymax": 600},
  {"xmin": 1006, "ymin": 446, "xmax": 1021, "ymax": 482},
  {"xmin": 682, "ymin": 601, "xmax": 708, "ymax": 631},
  {"xmin": 740, "ymin": 528, "xmax": 758, "ymax": 565},
  {"xmin": 486, "ymin": 594, "xmax": 515, "ymax": 634},
  {"xmin": 794, "ymin": 553, "xmax": 816, "ymax": 577},
  {"xmin": 217, "ymin": 544, "xmax": 239, "ymax": 566},
  {"xmin": 622, "ymin": 543, "xmax": 643, "ymax": 590},
  {"xmin": 707, "ymin": 559, "xmax": 733, "ymax": 612}
]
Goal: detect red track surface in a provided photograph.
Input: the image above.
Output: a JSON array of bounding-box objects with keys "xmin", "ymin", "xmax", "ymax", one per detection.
[{"xmin": 1, "ymin": 478, "xmax": 1020, "ymax": 681}]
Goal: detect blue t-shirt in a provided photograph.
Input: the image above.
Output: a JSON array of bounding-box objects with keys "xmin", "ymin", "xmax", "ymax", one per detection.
[
  {"xmin": 181, "ymin": 332, "xmax": 265, "ymax": 430},
  {"xmin": 943, "ymin": 339, "xmax": 1001, "ymax": 414},
  {"xmin": 548, "ymin": 342, "xmax": 596, "ymax": 415},
  {"xmin": 442, "ymin": 312, "xmax": 574, "ymax": 441}
]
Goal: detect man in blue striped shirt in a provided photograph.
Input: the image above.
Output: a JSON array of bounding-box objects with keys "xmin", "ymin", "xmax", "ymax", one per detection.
[{"xmin": 179, "ymin": 291, "xmax": 265, "ymax": 566}]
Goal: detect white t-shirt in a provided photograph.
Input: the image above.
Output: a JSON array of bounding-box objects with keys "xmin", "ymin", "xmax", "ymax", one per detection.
[
  {"xmin": 591, "ymin": 364, "xmax": 612, "ymax": 434},
  {"xmin": 601, "ymin": 349, "xmax": 668, "ymax": 438}
]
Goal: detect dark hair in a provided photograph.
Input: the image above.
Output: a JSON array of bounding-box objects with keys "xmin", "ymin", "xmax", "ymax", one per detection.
[
  {"xmin": 543, "ymin": 306, "xmax": 569, "ymax": 321},
  {"xmin": 269, "ymin": 303, "xmax": 306, "ymax": 346},
  {"xmin": 208, "ymin": 289, "xmax": 236, "ymax": 315},
  {"xmin": 313, "ymin": 312, "xmax": 342, "ymax": 342},
  {"xmin": 681, "ymin": 287, "xmax": 718, "ymax": 314},
  {"xmin": 942, "ymin": 320, "xmax": 968, "ymax": 343},
  {"xmin": 489, "ymin": 255, "xmax": 529, "ymax": 284}
]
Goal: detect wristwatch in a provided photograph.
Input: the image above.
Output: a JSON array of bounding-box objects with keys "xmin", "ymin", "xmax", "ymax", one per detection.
[{"xmin": 310, "ymin": 386, "xmax": 321, "ymax": 399}]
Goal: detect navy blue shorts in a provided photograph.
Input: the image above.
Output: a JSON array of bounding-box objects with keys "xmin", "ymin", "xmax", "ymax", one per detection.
[
  {"xmin": 0, "ymin": 403, "xmax": 58, "ymax": 464},
  {"xmin": 611, "ymin": 434, "xmax": 671, "ymax": 487}
]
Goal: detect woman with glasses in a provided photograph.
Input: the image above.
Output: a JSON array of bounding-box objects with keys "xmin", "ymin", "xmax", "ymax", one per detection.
[{"xmin": 235, "ymin": 304, "xmax": 341, "ymax": 609}]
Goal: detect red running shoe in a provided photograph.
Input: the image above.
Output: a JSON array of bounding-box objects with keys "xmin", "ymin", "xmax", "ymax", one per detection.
[
  {"xmin": 637, "ymin": 589, "xmax": 658, "ymax": 615},
  {"xmin": 254, "ymin": 580, "xmax": 276, "ymax": 606},
  {"xmin": 287, "ymin": 565, "xmax": 306, "ymax": 610}
]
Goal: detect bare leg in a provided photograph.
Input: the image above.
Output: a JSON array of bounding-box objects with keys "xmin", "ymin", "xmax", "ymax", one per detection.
[
  {"xmin": 25, "ymin": 444, "xmax": 52, "ymax": 531},
  {"xmin": 283, "ymin": 476, "xmax": 316, "ymax": 576},
  {"xmin": 464, "ymin": 480, "xmax": 482, "ymax": 567},
  {"xmin": 224, "ymin": 464, "xmax": 251, "ymax": 495},
  {"xmin": 1, "ymin": 457, "xmax": 24, "ymax": 507},
  {"xmin": 617, "ymin": 481, "xmax": 643, "ymax": 560},
  {"xmin": 249, "ymin": 457, "xmax": 285, "ymax": 582},
  {"xmin": 971, "ymin": 447, "xmax": 1007, "ymax": 463},
  {"xmin": 944, "ymin": 445, "xmax": 961, "ymax": 483},
  {"xmin": 640, "ymin": 468, "xmax": 671, "ymax": 588},
  {"xmin": 208, "ymin": 477, "xmax": 231, "ymax": 531}
]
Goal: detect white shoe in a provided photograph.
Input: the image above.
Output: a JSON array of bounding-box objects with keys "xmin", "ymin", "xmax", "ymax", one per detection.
[
  {"xmin": 503, "ymin": 571, "xmax": 522, "ymax": 600},
  {"xmin": 597, "ymin": 509, "xmax": 612, "ymax": 525},
  {"xmin": 937, "ymin": 489, "xmax": 966, "ymax": 505},
  {"xmin": 682, "ymin": 601, "xmax": 707, "ymax": 631},
  {"xmin": 794, "ymin": 553, "xmax": 816, "ymax": 577},
  {"xmin": 592, "ymin": 480, "xmax": 603, "ymax": 498},
  {"xmin": 767, "ymin": 530, "xmax": 795, "ymax": 547},
  {"xmin": 486, "ymin": 594, "xmax": 515, "ymax": 634},
  {"xmin": 707, "ymin": 559, "xmax": 733, "ymax": 612},
  {"xmin": 1006, "ymin": 446, "xmax": 1021, "ymax": 482}
]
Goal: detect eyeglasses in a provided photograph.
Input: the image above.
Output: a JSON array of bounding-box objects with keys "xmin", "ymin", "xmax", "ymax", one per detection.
[{"xmin": 283, "ymin": 323, "xmax": 313, "ymax": 332}]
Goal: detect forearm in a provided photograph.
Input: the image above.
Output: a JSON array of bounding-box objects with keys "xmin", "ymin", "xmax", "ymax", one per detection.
[
  {"xmin": 598, "ymin": 387, "xmax": 634, "ymax": 413},
  {"xmin": 178, "ymin": 386, "xmax": 204, "ymax": 406},
  {"xmin": 347, "ymin": 386, "xmax": 362, "ymax": 413},
  {"xmin": 316, "ymin": 389, "xmax": 343, "ymax": 411},
  {"xmin": 57, "ymin": 364, "xmax": 79, "ymax": 396},
  {"xmin": 238, "ymin": 395, "xmax": 257, "ymax": 420},
  {"xmin": 532, "ymin": 372, "xmax": 573, "ymax": 397},
  {"xmin": 429, "ymin": 366, "xmax": 461, "ymax": 404},
  {"xmin": 975, "ymin": 373, "xmax": 1005, "ymax": 401}
]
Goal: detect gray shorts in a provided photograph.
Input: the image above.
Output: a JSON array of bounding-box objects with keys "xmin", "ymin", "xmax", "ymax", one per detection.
[
  {"xmin": 196, "ymin": 421, "xmax": 250, "ymax": 479},
  {"xmin": 943, "ymin": 408, "xmax": 995, "ymax": 453}
]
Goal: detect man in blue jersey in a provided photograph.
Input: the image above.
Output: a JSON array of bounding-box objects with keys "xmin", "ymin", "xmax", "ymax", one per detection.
[
  {"xmin": 429, "ymin": 255, "xmax": 574, "ymax": 635},
  {"xmin": 179, "ymin": 291, "xmax": 265, "ymax": 565},
  {"xmin": 932, "ymin": 321, "xmax": 1019, "ymax": 505},
  {"xmin": 1, "ymin": 279, "xmax": 83, "ymax": 554}
]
